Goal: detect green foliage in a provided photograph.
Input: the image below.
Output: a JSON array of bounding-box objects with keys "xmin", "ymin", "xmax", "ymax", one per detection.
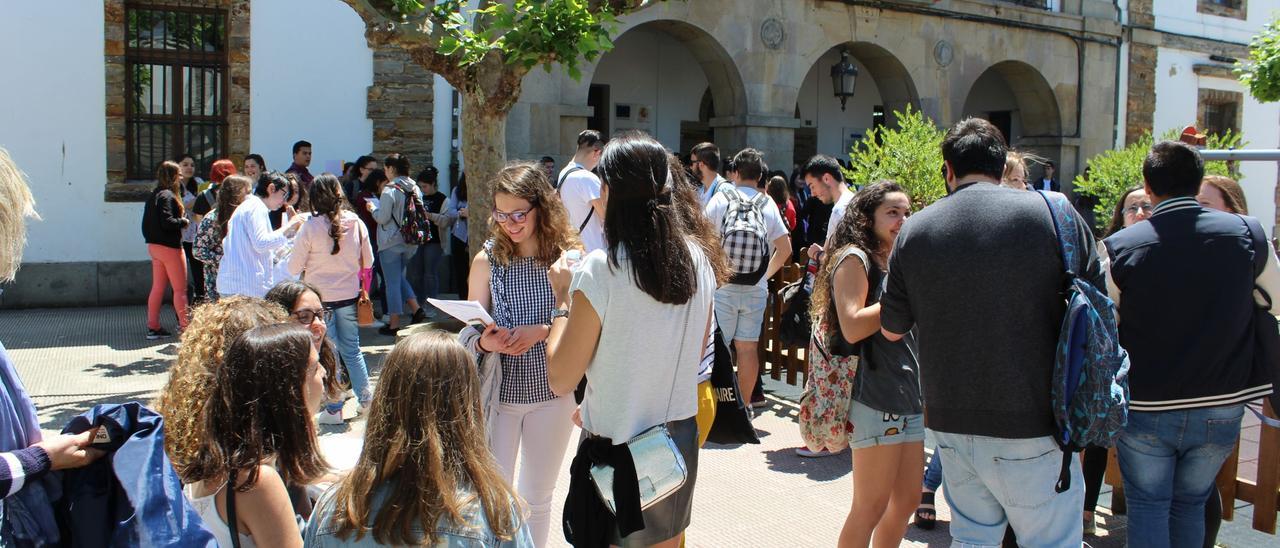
[
  {"xmin": 396, "ymin": 0, "xmax": 625, "ymax": 80},
  {"xmin": 844, "ymin": 105, "xmax": 946, "ymax": 210},
  {"xmin": 1236, "ymin": 17, "xmax": 1280, "ymax": 103},
  {"xmin": 1073, "ymin": 129, "xmax": 1245, "ymax": 232}
]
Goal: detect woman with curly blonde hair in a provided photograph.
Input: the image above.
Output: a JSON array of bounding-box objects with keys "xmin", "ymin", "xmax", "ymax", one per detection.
[
  {"xmin": 463, "ymin": 163, "xmax": 580, "ymax": 547},
  {"xmin": 156, "ymin": 296, "xmax": 288, "ymax": 482}
]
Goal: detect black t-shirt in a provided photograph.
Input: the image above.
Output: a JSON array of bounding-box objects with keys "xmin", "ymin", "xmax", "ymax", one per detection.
[
  {"xmin": 193, "ymin": 186, "xmax": 216, "ymax": 217},
  {"xmin": 423, "ymin": 191, "xmax": 447, "ymax": 244}
]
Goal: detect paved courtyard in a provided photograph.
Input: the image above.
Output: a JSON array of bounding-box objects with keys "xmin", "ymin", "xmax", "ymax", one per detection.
[{"xmin": 1, "ymin": 304, "xmax": 1275, "ymax": 547}]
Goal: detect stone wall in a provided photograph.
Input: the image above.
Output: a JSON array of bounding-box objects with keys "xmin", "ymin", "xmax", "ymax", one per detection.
[
  {"xmin": 369, "ymin": 47, "xmax": 434, "ymax": 173},
  {"xmin": 1125, "ymin": 42, "xmax": 1158, "ymax": 145},
  {"xmin": 103, "ymin": 0, "xmax": 250, "ymax": 202}
]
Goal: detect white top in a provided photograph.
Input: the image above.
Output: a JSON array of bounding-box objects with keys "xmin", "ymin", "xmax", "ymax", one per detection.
[
  {"xmin": 703, "ymin": 184, "xmax": 790, "ymax": 289},
  {"xmin": 217, "ymin": 195, "xmax": 291, "ymax": 298},
  {"xmin": 558, "ymin": 162, "xmax": 606, "ymax": 253},
  {"xmin": 699, "ymin": 175, "xmax": 729, "ymax": 208},
  {"xmin": 184, "ymin": 481, "xmax": 258, "ymax": 548},
  {"xmin": 826, "ymin": 188, "xmax": 855, "ymax": 246},
  {"xmin": 570, "ymin": 242, "xmax": 716, "ymax": 441}
]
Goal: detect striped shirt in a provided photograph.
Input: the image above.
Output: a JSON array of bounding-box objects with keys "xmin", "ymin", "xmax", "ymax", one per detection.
[
  {"xmin": 0, "ymin": 446, "xmax": 51, "ymax": 499},
  {"xmin": 216, "ymin": 195, "xmax": 291, "ymax": 298}
]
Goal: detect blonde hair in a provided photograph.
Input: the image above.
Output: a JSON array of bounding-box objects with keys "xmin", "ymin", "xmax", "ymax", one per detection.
[
  {"xmin": 486, "ymin": 163, "xmax": 580, "ymax": 266},
  {"xmin": 0, "ymin": 148, "xmax": 40, "ymax": 282},
  {"xmin": 156, "ymin": 296, "xmax": 289, "ymax": 482},
  {"xmin": 1001, "ymin": 151, "xmax": 1029, "ymax": 189}
]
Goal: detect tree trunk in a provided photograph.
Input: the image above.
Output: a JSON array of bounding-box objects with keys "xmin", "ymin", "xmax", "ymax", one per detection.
[{"xmin": 460, "ymin": 90, "xmax": 506, "ymax": 260}]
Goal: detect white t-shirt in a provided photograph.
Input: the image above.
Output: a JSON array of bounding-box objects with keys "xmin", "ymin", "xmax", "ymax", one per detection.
[
  {"xmin": 704, "ymin": 185, "xmax": 790, "ymax": 289},
  {"xmin": 826, "ymin": 188, "xmax": 855, "ymax": 247},
  {"xmin": 570, "ymin": 242, "xmax": 716, "ymax": 441},
  {"xmin": 558, "ymin": 162, "xmax": 606, "ymax": 253}
]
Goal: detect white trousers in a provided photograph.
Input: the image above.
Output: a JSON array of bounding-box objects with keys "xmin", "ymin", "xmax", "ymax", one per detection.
[{"xmin": 490, "ymin": 395, "xmax": 576, "ymax": 548}]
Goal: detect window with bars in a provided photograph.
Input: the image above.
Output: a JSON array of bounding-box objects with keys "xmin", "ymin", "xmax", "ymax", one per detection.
[
  {"xmin": 125, "ymin": 4, "xmax": 228, "ymax": 181},
  {"xmin": 1198, "ymin": 88, "xmax": 1243, "ymax": 138}
]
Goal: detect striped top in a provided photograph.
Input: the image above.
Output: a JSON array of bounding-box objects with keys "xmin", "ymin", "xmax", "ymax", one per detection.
[
  {"xmin": 0, "ymin": 446, "xmax": 51, "ymax": 499},
  {"xmin": 486, "ymin": 241, "xmax": 556, "ymax": 404},
  {"xmin": 216, "ymin": 195, "xmax": 291, "ymax": 298}
]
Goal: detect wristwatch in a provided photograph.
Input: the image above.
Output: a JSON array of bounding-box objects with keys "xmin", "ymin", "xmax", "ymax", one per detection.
[{"xmin": 550, "ymin": 307, "xmax": 570, "ymax": 321}]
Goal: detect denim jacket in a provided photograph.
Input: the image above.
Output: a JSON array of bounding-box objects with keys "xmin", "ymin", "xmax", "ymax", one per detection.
[{"xmin": 304, "ymin": 481, "xmax": 533, "ymax": 547}]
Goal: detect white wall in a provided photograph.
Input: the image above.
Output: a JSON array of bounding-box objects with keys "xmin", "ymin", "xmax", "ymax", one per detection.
[
  {"xmin": 590, "ymin": 27, "xmax": 708, "ymax": 150},
  {"xmin": 796, "ymin": 48, "xmax": 883, "ymax": 158},
  {"xmin": 1154, "ymin": 47, "xmax": 1280, "ymax": 235},
  {"xmin": 0, "ymin": 2, "xmax": 145, "ymax": 264},
  {"xmin": 1153, "ymin": 0, "xmax": 1280, "ymax": 44},
  {"xmin": 250, "ymin": 0, "xmax": 372, "ymax": 176}
]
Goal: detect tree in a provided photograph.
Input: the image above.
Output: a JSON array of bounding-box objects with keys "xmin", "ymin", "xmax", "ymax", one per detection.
[
  {"xmin": 340, "ymin": 0, "xmax": 662, "ymax": 254},
  {"xmin": 1236, "ymin": 16, "xmax": 1280, "ymax": 103},
  {"xmin": 1073, "ymin": 129, "xmax": 1244, "ymax": 233},
  {"xmin": 844, "ymin": 105, "xmax": 946, "ymax": 210}
]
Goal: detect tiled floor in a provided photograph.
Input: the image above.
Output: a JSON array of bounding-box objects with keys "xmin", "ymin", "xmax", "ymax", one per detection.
[{"xmin": 2, "ymin": 304, "xmax": 1277, "ymax": 546}]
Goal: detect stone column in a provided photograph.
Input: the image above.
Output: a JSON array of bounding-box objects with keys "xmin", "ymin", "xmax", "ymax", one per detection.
[
  {"xmin": 711, "ymin": 115, "xmax": 800, "ymax": 173},
  {"xmin": 369, "ymin": 47, "xmax": 434, "ymax": 172}
]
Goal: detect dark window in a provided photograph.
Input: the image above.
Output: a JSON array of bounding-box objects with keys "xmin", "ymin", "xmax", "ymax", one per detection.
[
  {"xmin": 588, "ymin": 84, "xmax": 610, "ymax": 137},
  {"xmin": 125, "ymin": 4, "xmax": 228, "ymax": 180},
  {"xmin": 1202, "ymin": 99, "xmax": 1240, "ymax": 137}
]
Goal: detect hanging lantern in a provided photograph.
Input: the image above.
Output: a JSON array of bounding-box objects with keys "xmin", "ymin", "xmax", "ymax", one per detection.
[{"xmin": 830, "ymin": 50, "xmax": 859, "ymax": 112}]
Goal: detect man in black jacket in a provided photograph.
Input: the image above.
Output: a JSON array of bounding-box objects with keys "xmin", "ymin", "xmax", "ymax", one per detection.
[{"xmin": 1104, "ymin": 141, "xmax": 1280, "ymax": 547}]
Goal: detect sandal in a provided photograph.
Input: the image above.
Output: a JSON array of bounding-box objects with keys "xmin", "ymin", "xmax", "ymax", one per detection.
[{"xmin": 915, "ymin": 491, "xmax": 937, "ymax": 530}]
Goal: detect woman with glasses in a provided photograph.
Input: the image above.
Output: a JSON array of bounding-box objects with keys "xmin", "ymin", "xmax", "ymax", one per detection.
[
  {"xmin": 288, "ymin": 175, "xmax": 375, "ymax": 425},
  {"xmin": 462, "ymin": 163, "xmax": 580, "ymax": 547},
  {"xmin": 342, "ymin": 155, "xmax": 377, "ymax": 209},
  {"xmin": 265, "ymin": 281, "xmax": 345, "ymax": 425}
]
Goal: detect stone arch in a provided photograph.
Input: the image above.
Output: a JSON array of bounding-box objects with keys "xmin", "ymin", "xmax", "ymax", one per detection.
[
  {"xmin": 961, "ymin": 60, "xmax": 1063, "ymax": 139},
  {"xmin": 790, "ymin": 40, "xmax": 920, "ymax": 124},
  {"xmin": 566, "ymin": 18, "xmax": 748, "ymax": 123}
]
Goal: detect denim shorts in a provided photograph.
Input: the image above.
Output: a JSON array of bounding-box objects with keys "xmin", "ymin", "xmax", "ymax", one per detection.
[
  {"xmin": 714, "ymin": 284, "xmax": 768, "ymax": 342},
  {"xmin": 847, "ymin": 399, "xmax": 924, "ymax": 450}
]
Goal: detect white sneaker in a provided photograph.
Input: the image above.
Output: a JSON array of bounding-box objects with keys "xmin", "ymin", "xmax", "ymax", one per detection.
[
  {"xmin": 357, "ymin": 402, "xmax": 370, "ymax": 416},
  {"xmin": 317, "ymin": 409, "xmax": 345, "ymax": 425},
  {"xmin": 795, "ymin": 447, "xmax": 841, "ymax": 458}
]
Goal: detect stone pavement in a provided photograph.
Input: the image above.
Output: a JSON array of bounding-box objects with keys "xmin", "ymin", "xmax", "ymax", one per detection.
[{"xmin": 1, "ymin": 304, "xmax": 1276, "ymax": 547}]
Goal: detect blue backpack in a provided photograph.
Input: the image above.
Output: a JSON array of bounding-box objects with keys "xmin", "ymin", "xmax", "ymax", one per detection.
[{"xmin": 1037, "ymin": 191, "xmax": 1130, "ymax": 493}]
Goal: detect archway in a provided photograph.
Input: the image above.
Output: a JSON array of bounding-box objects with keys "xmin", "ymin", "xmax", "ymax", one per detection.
[
  {"xmin": 961, "ymin": 60, "xmax": 1063, "ymax": 182},
  {"xmin": 794, "ymin": 43, "xmax": 919, "ymax": 166},
  {"xmin": 586, "ymin": 20, "xmax": 746, "ymax": 155}
]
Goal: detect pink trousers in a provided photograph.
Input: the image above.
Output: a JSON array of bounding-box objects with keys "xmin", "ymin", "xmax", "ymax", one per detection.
[{"xmin": 146, "ymin": 243, "xmax": 189, "ymax": 330}]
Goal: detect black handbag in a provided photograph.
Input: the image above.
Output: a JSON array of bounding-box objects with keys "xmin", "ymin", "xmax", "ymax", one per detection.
[
  {"xmin": 705, "ymin": 326, "xmax": 761, "ymax": 445},
  {"xmin": 777, "ymin": 279, "xmax": 811, "ymax": 347}
]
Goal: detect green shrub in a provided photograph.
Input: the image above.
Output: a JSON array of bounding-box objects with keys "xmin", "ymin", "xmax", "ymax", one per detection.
[
  {"xmin": 844, "ymin": 104, "xmax": 946, "ymax": 210},
  {"xmin": 1073, "ymin": 129, "xmax": 1244, "ymax": 232}
]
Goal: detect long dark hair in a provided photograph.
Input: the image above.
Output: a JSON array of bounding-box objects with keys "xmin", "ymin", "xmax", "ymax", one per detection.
[
  {"xmin": 155, "ymin": 160, "xmax": 185, "ymax": 217},
  {"xmin": 455, "ymin": 172, "xmax": 468, "ymax": 202},
  {"xmin": 810, "ymin": 180, "xmax": 907, "ymax": 326},
  {"xmin": 201, "ymin": 323, "xmax": 327, "ymax": 490},
  {"xmin": 345, "ymin": 155, "xmax": 375, "ymax": 186},
  {"xmin": 310, "ymin": 174, "xmax": 348, "ymax": 255},
  {"xmin": 363, "ymin": 168, "xmax": 388, "ymax": 195},
  {"xmin": 1106, "ymin": 186, "xmax": 1145, "ymax": 237},
  {"xmin": 598, "ymin": 132, "xmax": 714, "ymax": 304},
  {"xmin": 265, "ymin": 280, "xmax": 342, "ymax": 399},
  {"xmin": 326, "ymin": 332, "xmax": 520, "ymax": 544},
  {"xmin": 215, "ymin": 175, "xmax": 253, "ymax": 239}
]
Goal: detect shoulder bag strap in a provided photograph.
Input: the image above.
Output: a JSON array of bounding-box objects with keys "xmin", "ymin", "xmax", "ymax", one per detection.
[
  {"xmin": 1035, "ymin": 190, "xmax": 1076, "ymax": 279},
  {"xmin": 579, "ymin": 205, "xmax": 595, "ymax": 233},
  {"xmin": 225, "ymin": 474, "xmax": 242, "ymax": 548},
  {"xmin": 557, "ymin": 166, "xmax": 584, "ymax": 190}
]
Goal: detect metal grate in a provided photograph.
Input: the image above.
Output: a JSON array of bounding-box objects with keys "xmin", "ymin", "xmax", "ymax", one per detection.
[{"xmin": 124, "ymin": 4, "xmax": 228, "ymax": 181}]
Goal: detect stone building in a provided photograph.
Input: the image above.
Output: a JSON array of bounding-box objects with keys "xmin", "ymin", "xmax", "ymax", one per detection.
[{"xmin": 0, "ymin": 0, "xmax": 1276, "ymax": 307}]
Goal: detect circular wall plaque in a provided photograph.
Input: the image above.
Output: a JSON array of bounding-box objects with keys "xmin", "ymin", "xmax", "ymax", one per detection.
[
  {"xmin": 934, "ymin": 40, "xmax": 954, "ymax": 67},
  {"xmin": 761, "ymin": 18, "xmax": 785, "ymax": 50}
]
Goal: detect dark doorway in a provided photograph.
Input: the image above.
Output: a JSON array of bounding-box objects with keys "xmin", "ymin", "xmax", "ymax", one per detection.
[
  {"xmin": 588, "ymin": 84, "xmax": 610, "ymax": 137},
  {"xmin": 987, "ymin": 110, "xmax": 1013, "ymax": 145}
]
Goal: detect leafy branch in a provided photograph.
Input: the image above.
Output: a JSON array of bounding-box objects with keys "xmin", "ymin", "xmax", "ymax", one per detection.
[{"xmin": 1236, "ymin": 17, "xmax": 1280, "ymax": 103}]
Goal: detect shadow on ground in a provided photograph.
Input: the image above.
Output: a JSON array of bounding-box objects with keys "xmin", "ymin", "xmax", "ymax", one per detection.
[
  {"xmin": 85, "ymin": 356, "xmax": 174, "ymax": 378},
  {"xmin": 35, "ymin": 390, "xmax": 157, "ymax": 430}
]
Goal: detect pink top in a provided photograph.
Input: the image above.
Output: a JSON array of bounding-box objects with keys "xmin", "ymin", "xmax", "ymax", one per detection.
[{"xmin": 287, "ymin": 211, "xmax": 374, "ymax": 302}]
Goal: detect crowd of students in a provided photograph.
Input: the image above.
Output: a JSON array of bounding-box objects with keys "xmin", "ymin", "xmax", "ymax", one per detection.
[{"xmin": 0, "ymin": 110, "xmax": 1277, "ymax": 548}]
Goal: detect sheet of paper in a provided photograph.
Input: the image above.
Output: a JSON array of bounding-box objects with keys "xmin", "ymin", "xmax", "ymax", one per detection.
[{"xmin": 426, "ymin": 298, "xmax": 495, "ymax": 326}]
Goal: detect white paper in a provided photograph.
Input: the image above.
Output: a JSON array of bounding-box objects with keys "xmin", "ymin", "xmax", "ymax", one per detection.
[
  {"xmin": 426, "ymin": 298, "xmax": 495, "ymax": 326},
  {"xmin": 366, "ymin": 197, "xmax": 381, "ymax": 211}
]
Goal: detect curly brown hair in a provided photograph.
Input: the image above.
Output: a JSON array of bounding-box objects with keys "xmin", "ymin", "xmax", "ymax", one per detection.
[
  {"xmin": 809, "ymin": 180, "xmax": 907, "ymax": 330},
  {"xmin": 156, "ymin": 296, "xmax": 289, "ymax": 482},
  {"xmin": 485, "ymin": 163, "xmax": 580, "ymax": 267}
]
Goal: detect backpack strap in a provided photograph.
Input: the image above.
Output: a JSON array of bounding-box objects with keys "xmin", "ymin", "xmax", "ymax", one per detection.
[
  {"xmin": 1035, "ymin": 190, "xmax": 1078, "ymax": 279},
  {"xmin": 556, "ymin": 166, "xmax": 584, "ymax": 190},
  {"xmin": 1238, "ymin": 214, "xmax": 1272, "ymax": 308}
]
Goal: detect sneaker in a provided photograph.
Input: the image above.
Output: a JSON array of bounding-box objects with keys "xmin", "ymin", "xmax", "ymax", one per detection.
[
  {"xmin": 411, "ymin": 309, "xmax": 430, "ymax": 324},
  {"xmin": 378, "ymin": 325, "xmax": 400, "ymax": 337},
  {"xmin": 1083, "ymin": 514, "xmax": 1097, "ymax": 536},
  {"xmin": 146, "ymin": 328, "xmax": 173, "ymax": 340},
  {"xmin": 366, "ymin": 319, "xmax": 387, "ymax": 329},
  {"xmin": 317, "ymin": 409, "xmax": 345, "ymax": 425},
  {"xmin": 795, "ymin": 447, "xmax": 841, "ymax": 458},
  {"xmin": 751, "ymin": 394, "xmax": 768, "ymax": 408},
  {"xmin": 357, "ymin": 402, "xmax": 370, "ymax": 416}
]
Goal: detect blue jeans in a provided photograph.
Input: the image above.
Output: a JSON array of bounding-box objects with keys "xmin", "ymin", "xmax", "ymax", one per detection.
[
  {"xmin": 1116, "ymin": 405, "xmax": 1243, "ymax": 548},
  {"xmin": 924, "ymin": 448, "xmax": 943, "ymax": 492},
  {"xmin": 379, "ymin": 245, "xmax": 418, "ymax": 316},
  {"xmin": 324, "ymin": 304, "xmax": 372, "ymax": 412},
  {"xmin": 933, "ymin": 431, "xmax": 1083, "ymax": 547},
  {"xmin": 409, "ymin": 243, "xmax": 444, "ymax": 302}
]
